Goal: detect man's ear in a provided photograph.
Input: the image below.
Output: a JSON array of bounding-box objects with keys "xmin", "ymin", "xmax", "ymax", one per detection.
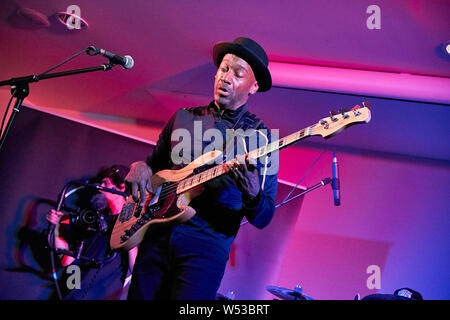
[{"xmin": 249, "ymin": 81, "xmax": 259, "ymax": 95}]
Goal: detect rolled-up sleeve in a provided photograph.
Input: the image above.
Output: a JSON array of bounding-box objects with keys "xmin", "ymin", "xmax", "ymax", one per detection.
[{"xmin": 242, "ymin": 126, "xmax": 278, "ymax": 229}]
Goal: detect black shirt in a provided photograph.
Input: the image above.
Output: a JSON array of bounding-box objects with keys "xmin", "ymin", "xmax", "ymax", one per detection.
[{"xmin": 146, "ymin": 101, "xmax": 278, "ymax": 254}]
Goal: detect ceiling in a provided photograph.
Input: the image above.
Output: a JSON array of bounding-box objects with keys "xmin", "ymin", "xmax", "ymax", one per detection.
[{"xmin": 0, "ymin": 0, "xmax": 449, "ymax": 162}]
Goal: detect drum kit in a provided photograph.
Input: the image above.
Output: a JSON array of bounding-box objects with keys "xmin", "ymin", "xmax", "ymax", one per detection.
[{"xmin": 217, "ymin": 284, "xmax": 314, "ymax": 300}]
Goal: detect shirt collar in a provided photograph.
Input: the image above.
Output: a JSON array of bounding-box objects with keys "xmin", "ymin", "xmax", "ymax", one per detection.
[{"xmin": 209, "ymin": 101, "xmax": 247, "ymax": 123}]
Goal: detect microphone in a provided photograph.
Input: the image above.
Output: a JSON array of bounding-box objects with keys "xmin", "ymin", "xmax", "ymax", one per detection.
[
  {"xmin": 89, "ymin": 193, "xmax": 109, "ymax": 233},
  {"xmin": 86, "ymin": 46, "xmax": 134, "ymax": 69},
  {"xmin": 89, "ymin": 193, "xmax": 108, "ymax": 212},
  {"xmin": 85, "ymin": 183, "xmax": 128, "ymax": 198},
  {"xmin": 331, "ymin": 152, "xmax": 340, "ymax": 206}
]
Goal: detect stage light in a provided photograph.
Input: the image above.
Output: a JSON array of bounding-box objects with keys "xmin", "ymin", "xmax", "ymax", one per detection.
[
  {"xmin": 444, "ymin": 41, "xmax": 450, "ymax": 55},
  {"xmin": 12, "ymin": 7, "xmax": 50, "ymax": 28}
]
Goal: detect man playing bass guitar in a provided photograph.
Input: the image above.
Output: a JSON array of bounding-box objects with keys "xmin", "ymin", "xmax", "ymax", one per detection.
[{"xmin": 124, "ymin": 37, "xmax": 278, "ymax": 300}]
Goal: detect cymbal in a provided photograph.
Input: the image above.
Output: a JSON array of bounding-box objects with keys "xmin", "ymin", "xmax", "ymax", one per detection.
[{"xmin": 266, "ymin": 285, "xmax": 314, "ymax": 300}]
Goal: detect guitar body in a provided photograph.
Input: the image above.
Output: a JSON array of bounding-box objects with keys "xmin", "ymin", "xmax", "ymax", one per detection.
[{"xmin": 110, "ymin": 151, "xmax": 218, "ymax": 250}]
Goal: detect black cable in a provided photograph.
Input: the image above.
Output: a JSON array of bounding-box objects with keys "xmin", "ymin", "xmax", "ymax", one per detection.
[
  {"xmin": 278, "ymin": 150, "xmax": 326, "ymax": 207},
  {"xmin": 48, "ymin": 225, "xmax": 63, "ymax": 300},
  {"xmin": 47, "ymin": 181, "xmax": 125, "ymax": 299},
  {"xmin": 240, "ymin": 150, "xmax": 327, "ymax": 226},
  {"xmin": 0, "ymin": 90, "xmax": 16, "ymax": 142}
]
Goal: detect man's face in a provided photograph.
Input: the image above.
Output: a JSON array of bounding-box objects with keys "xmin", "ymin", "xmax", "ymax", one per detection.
[{"xmin": 214, "ymin": 53, "xmax": 259, "ymax": 110}]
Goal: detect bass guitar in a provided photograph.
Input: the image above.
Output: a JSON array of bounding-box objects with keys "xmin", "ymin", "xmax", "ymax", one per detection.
[{"xmin": 110, "ymin": 102, "xmax": 372, "ymax": 250}]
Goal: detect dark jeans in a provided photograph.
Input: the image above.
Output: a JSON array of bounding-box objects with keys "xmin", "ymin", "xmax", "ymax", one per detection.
[{"xmin": 127, "ymin": 226, "xmax": 229, "ymax": 300}]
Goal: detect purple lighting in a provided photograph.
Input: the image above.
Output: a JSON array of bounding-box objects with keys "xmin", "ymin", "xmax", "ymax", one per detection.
[{"xmin": 269, "ymin": 61, "xmax": 450, "ymax": 104}]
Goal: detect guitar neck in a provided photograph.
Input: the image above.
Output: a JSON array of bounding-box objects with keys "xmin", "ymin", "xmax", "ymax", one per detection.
[
  {"xmin": 249, "ymin": 126, "xmax": 312, "ymax": 159},
  {"xmin": 175, "ymin": 126, "xmax": 312, "ymax": 194}
]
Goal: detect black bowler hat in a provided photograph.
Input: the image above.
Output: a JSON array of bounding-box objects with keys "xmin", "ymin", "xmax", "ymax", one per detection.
[{"xmin": 213, "ymin": 37, "xmax": 272, "ymax": 92}]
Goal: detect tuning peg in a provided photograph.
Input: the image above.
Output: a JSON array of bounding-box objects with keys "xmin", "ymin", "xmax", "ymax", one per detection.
[
  {"xmin": 362, "ymin": 101, "xmax": 372, "ymax": 110},
  {"xmin": 339, "ymin": 108, "xmax": 350, "ymax": 118},
  {"xmin": 329, "ymin": 110, "xmax": 338, "ymax": 121},
  {"xmin": 319, "ymin": 119, "xmax": 329, "ymax": 129},
  {"xmin": 351, "ymin": 105, "xmax": 362, "ymax": 116}
]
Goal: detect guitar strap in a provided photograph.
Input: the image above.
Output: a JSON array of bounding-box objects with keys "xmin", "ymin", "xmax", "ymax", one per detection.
[
  {"xmin": 181, "ymin": 105, "xmax": 263, "ymax": 172},
  {"xmin": 235, "ymin": 110, "xmax": 262, "ymax": 131},
  {"xmin": 221, "ymin": 110, "xmax": 263, "ymax": 162}
]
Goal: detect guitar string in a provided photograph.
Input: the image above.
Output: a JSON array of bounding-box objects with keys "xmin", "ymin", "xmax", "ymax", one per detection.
[
  {"xmin": 155, "ymin": 151, "xmax": 264, "ymax": 201},
  {"xmin": 145, "ymin": 109, "xmax": 364, "ymax": 202},
  {"xmin": 143, "ymin": 120, "xmax": 339, "ymax": 203},
  {"xmin": 155, "ymin": 164, "xmax": 227, "ymax": 200},
  {"xmin": 154, "ymin": 144, "xmax": 262, "ymax": 200},
  {"xmin": 154, "ymin": 143, "xmax": 244, "ymax": 200},
  {"xmin": 150, "ymin": 131, "xmax": 299, "ymax": 201},
  {"xmin": 148, "ymin": 147, "xmax": 247, "ymax": 201}
]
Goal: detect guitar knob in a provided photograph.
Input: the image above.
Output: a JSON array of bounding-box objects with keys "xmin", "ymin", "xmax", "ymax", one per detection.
[{"xmin": 134, "ymin": 205, "xmax": 142, "ymax": 218}]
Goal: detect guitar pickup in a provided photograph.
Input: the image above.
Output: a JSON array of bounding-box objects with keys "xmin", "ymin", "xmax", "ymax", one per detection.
[{"xmin": 119, "ymin": 202, "xmax": 135, "ymax": 223}]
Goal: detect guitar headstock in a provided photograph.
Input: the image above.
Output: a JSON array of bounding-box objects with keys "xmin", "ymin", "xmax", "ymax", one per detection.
[{"xmin": 310, "ymin": 101, "xmax": 372, "ymax": 139}]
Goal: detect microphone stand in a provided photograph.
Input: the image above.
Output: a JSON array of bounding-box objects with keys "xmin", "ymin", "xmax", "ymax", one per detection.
[
  {"xmin": 0, "ymin": 61, "xmax": 116, "ymax": 152},
  {"xmin": 275, "ymin": 177, "xmax": 331, "ymax": 208},
  {"xmin": 240, "ymin": 178, "xmax": 331, "ymax": 226}
]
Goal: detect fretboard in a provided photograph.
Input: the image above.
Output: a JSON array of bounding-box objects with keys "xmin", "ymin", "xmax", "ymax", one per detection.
[{"xmin": 176, "ymin": 126, "xmax": 312, "ymax": 194}]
